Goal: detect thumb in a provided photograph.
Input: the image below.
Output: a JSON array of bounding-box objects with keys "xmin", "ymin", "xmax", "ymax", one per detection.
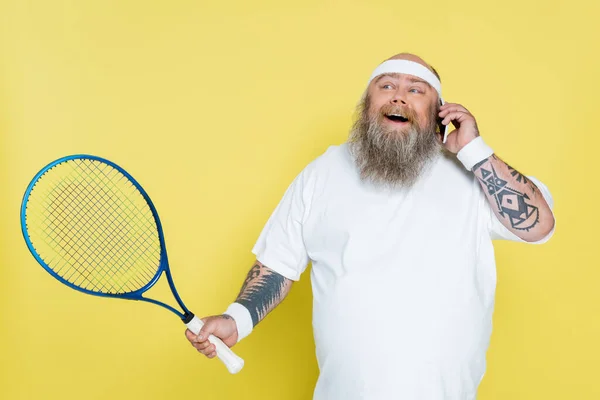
[{"xmin": 198, "ymin": 317, "xmax": 217, "ymax": 340}]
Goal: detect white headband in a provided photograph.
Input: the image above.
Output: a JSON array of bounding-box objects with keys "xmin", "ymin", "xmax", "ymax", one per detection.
[
  {"xmin": 368, "ymin": 60, "xmax": 443, "ymax": 100},
  {"xmin": 368, "ymin": 59, "xmax": 449, "ymax": 142}
]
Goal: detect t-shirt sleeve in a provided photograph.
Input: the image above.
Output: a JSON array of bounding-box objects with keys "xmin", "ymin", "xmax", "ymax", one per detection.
[
  {"xmin": 484, "ymin": 175, "xmax": 556, "ymax": 244},
  {"xmin": 251, "ymin": 169, "xmax": 311, "ymax": 281}
]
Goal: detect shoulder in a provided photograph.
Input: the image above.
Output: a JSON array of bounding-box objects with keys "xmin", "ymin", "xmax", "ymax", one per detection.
[
  {"xmin": 302, "ymin": 142, "xmax": 352, "ymax": 177},
  {"xmin": 427, "ymin": 150, "xmax": 479, "ymax": 185}
]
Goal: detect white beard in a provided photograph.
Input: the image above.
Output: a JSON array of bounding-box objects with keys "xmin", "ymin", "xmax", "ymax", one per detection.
[{"xmin": 347, "ymin": 105, "xmax": 442, "ymax": 190}]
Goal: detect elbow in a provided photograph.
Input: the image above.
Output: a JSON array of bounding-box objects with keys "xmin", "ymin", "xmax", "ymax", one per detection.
[{"xmin": 524, "ymin": 214, "xmax": 556, "ymax": 243}]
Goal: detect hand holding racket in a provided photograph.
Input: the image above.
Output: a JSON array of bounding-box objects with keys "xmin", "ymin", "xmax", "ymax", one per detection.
[
  {"xmin": 185, "ymin": 314, "xmax": 238, "ymax": 358},
  {"xmin": 20, "ymin": 155, "xmax": 244, "ymax": 374}
]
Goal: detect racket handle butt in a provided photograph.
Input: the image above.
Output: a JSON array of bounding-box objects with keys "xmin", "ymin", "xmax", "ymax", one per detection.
[{"xmin": 186, "ymin": 315, "xmax": 245, "ymax": 374}]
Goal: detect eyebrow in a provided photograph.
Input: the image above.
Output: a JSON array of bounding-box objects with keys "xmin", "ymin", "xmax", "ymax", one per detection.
[
  {"xmin": 374, "ymin": 73, "xmax": 400, "ymax": 83},
  {"xmin": 374, "ymin": 73, "xmax": 431, "ymax": 87},
  {"xmin": 407, "ymin": 77, "xmax": 429, "ymax": 85}
]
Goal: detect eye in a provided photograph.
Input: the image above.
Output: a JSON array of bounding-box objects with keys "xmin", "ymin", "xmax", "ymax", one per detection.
[
  {"xmin": 381, "ymin": 83, "xmax": 394, "ymax": 90},
  {"xmin": 409, "ymin": 87, "xmax": 424, "ymax": 94}
]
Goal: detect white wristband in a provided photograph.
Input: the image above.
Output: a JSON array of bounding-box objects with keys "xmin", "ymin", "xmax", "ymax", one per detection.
[
  {"xmin": 456, "ymin": 136, "xmax": 494, "ymax": 170},
  {"xmin": 224, "ymin": 302, "xmax": 253, "ymax": 342}
]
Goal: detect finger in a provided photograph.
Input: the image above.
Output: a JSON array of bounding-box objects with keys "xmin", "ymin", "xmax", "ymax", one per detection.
[
  {"xmin": 438, "ymin": 102, "xmax": 455, "ymax": 112},
  {"xmin": 441, "ymin": 111, "xmax": 473, "ymax": 126},
  {"xmin": 439, "ymin": 105, "xmax": 470, "ymax": 118},
  {"xmin": 439, "ymin": 102, "xmax": 468, "ymax": 111},
  {"xmin": 208, "ymin": 351, "xmax": 217, "ymax": 359},
  {"xmin": 194, "ymin": 323, "xmax": 217, "ymax": 343},
  {"xmin": 193, "ymin": 340, "xmax": 211, "ymax": 351},
  {"xmin": 198, "ymin": 348, "xmax": 212, "ymax": 357},
  {"xmin": 192, "ymin": 332, "xmax": 207, "ymax": 344},
  {"xmin": 198, "ymin": 319, "xmax": 218, "ymax": 340},
  {"xmin": 441, "ymin": 111, "xmax": 463, "ymax": 125},
  {"xmin": 185, "ymin": 329, "xmax": 197, "ymax": 342},
  {"xmin": 198, "ymin": 342, "xmax": 215, "ymax": 352},
  {"xmin": 198, "ymin": 344, "xmax": 216, "ymax": 356}
]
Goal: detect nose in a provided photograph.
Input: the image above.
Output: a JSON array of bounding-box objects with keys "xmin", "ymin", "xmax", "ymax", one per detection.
[{"xmin": 391, "ymin": 90, "xmax": 407, "ymax": 105}]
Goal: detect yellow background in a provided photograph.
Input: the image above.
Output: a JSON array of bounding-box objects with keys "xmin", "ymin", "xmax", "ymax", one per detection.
[{"xmin": 1, "ymin": 0, "xmax": 598, "ymax": 399}]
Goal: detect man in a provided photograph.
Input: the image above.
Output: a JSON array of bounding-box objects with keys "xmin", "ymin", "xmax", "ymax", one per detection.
[{"xmin": 185, "ymin": 53, "xmax": 555, "ymax": 399}]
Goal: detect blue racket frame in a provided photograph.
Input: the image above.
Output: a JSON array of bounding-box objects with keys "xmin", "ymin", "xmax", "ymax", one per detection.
[{"xmin": 20, "ymin": 154, "xmax": 194, "ymax": 322}]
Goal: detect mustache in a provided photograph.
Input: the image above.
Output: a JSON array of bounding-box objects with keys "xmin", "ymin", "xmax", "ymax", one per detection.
[{"xmin": 377, "ymin": 104, "xmax": 418, "ymax": 122}]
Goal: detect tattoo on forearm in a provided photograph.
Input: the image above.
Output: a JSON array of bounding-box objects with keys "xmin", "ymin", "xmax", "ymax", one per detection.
[
  {"xmin": 508, "ymin": 165, "xmax": 537, "ymax": 193},
  {"xmin": 235, "ymin": 263, "xmax": 291, "ymax": 326},
  {"xmin": 472, "ymin": 156, "xmax": 491, "ymax": 172},
  {"xmin": 237, "ymin": 264, "xmax": 261, "ymax": 298},
  {"xmin": 473, "ymin": 156, "xmax": 540, "ymax": 231},
  {"xmin": 508, "ymin": 165, "xmax": 529, "ymax": 184}
]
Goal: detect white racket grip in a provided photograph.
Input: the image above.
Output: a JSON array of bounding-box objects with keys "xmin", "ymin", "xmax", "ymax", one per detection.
[{"xmin": 186, "ymin": 315, "xmax": 245, "ymax": 374}]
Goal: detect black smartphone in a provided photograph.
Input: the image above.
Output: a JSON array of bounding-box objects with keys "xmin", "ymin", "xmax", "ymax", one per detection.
[{"xmin": 437, "ymin": 99, "xmax": 448, "ymax": 142}]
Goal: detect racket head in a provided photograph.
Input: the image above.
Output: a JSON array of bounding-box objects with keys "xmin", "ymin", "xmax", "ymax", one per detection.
[{"xmin": 20, "ymin": 155, "xmax": 168, "ymax": 299}]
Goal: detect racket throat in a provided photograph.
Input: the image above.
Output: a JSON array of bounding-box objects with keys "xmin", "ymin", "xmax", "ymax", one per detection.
[{"xmin": 182, "ymin": 311, "xmax": 195, "ymax": 324}]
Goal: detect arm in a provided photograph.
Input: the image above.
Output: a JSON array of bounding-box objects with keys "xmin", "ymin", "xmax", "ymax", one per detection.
[
  {"xmin": 234, "ymin": 260, "xmax": 293, "ymax": 327},
  {"xmin": 187, "ymin": 165, "xmax": 308, "ymax": 358},
  {"xmin": 472, "ymin": 154, "xmax": 555, "ymax": 242},
  {"xmin": 438, "ymin": 102, "xmax": 555, "ymax": 243},
  {"xmin": 185, "ymin": 260, "xmax": 293, "ymax": 359}
]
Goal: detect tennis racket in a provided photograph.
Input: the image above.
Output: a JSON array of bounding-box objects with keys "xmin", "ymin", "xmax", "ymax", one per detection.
[{"xmin": 20, "ymin": 155, "xmax": 244, "ymax": 374}]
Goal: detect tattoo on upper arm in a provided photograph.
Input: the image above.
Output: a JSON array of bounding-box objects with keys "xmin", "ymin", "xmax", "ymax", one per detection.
[
  {"xmin": 473, "ymin": 157, "xmax": 540, "ymax": 231},
  {"xmin": 235, "ymin": 263, "xmax": 289, "ymax": 326}
]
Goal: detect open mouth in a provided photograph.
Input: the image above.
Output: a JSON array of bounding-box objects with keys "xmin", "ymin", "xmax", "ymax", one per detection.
[{"xmin": 385, "ymin": 114, "xmax": 409, "ymax": 123}]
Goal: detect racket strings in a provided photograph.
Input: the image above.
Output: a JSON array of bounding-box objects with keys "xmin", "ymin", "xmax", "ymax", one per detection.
[
  {"xmin": 28, "ymin": 168, "xmax": 147, "ymax": 293},
  {"xmin": 62, "ymin": 161, "xmax": 160, "ymax": 291},
  {"xmin": 49, "ymin": 182, "xmax": 150, "ymax": 291},
  {"xmin": 25, "ymin": 159, "xmax": 162, "ymax": 294},
  {"xmin": 29, "ymin": 163, "xmax": 158, "ymax": 293},
  {"xmin": 61, "ymin": 162, "xmax": 159, "ymax": 285}
]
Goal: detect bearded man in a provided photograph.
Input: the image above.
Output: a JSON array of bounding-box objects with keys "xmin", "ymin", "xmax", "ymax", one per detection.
[{"xmin": 185, "ymin": 52, "xmax": 556, "ymax": 399}]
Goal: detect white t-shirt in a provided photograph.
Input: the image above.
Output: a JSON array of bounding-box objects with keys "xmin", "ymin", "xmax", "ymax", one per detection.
[{"xmin": 251, "ymin": 143, "xmax": 555, "ymax": 400}]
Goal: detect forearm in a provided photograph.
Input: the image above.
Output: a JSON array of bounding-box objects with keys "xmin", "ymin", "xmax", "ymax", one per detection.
[
  {"xmin": 234, "ymin": 260, "xmax": 293, "ymax": 327},
  {"xmin": 472, "ymin": 154, "xmax": 555, "ymax": 242}
]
